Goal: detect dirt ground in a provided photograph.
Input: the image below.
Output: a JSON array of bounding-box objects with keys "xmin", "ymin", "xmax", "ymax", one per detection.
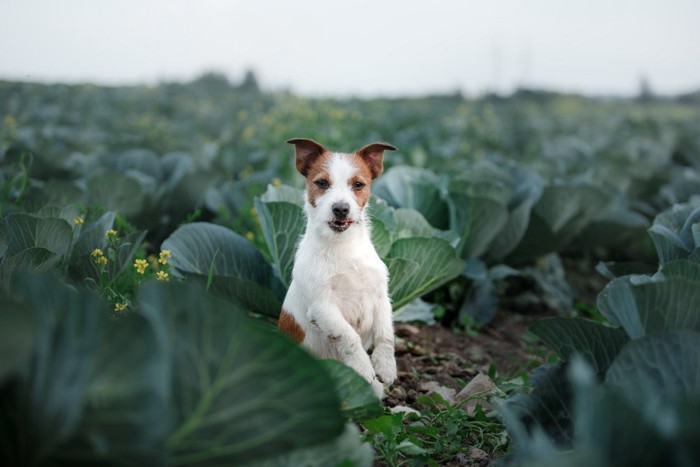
[
  {"xmin": 378, "ymin": 255, "xmax": 607, "ymax": 465},
  {"xmin": 385, "ymin": 311, "xmax": 551, "ymax": 411},
  {"xmin": 376, "ymin": 311, "xmax": 552, "ymax": 466}
]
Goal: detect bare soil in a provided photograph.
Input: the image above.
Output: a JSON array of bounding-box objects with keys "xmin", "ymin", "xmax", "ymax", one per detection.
[{"xmin": 385, "ymin": 311, "xmax": 551, "ymax": 413}]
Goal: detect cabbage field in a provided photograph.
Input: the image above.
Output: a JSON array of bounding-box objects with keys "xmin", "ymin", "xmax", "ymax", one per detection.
[{"xmin": 1, "ymin": 75, "xmax": 699, "ymax": 466}]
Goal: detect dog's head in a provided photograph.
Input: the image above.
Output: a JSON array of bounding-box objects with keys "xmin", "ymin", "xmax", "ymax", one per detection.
[{"xmin": 287, "ymin": 138, "xmax": 396, "ymax": 235}]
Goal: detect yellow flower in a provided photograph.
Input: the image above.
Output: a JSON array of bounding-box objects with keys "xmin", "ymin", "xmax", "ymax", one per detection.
[
  {"xmin": 272, "ymin": 177, "xmax": 282, "ymax": 187},
  {"xmin": 245, "ymin": 231, "xmax": 254, "ymax": 241},
  {"xmin": 134, "ymin": 259, "xmax": 148, "ymax": 274},
  {"xmin": 158, "ymin": 249, "xmax": 172, "ymax": 265},
  {"xmin": 91, "ymin": 248, "xmax": 107, "ymax": 265},
  {"xmin": 114, "ymin": 302, "xmax": 127, "ymax": 312},
  {"xmin": 106, "ymin": 229, "xmax": 118, "ymax": 237},
  {"xmin": 74, "ymin": 217, "xmax": 84, "ymax": 225},
  {"xmin": 156, "ymin": 271, "xmax": 169, "ymax": 281}
]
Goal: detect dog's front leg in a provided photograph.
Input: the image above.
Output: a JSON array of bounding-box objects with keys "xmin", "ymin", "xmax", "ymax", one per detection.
[
  {"xmin": 306, "ymin": 303, "xmax": 383, "ymax": 394},
  {"xmin": 371, "ymin": 296, "xmax": 397, "ymax": 385}
]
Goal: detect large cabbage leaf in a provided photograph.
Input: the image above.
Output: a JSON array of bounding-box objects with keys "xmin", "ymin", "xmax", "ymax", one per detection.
[{"xmin": 162, "ymin": 222, "xmax": 285, "ymax": 316}]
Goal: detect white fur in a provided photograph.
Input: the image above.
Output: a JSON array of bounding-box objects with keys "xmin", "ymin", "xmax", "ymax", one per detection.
[{"xmin": 282, "ymin": 153, "xmax": 397, "ymax": 398}]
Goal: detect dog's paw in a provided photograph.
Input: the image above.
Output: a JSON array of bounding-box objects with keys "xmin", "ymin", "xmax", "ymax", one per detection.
[
  {"xmin": 371, "ymin": 345, "xmax": 397, "ymax": 384},
  {"xmin": 370, "ymin": 377, "xmax": 384, "ymax": 399},
  {"xmin": 347, "ymin": 352, "xmax": 376, "ymax": 384}
]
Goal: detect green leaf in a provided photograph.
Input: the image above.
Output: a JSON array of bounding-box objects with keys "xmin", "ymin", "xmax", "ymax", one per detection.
[
  {"xmin": 7, "ymin": 276, "xmax": 105, "ymax": 465},
  {"xmin": 368, "ymin": 196, "xmax": 398, "ymax": 232},
  {"xmin": 458, "ymin": 274, "xmax": 499, "ymax": 326},
  {"xmin": 0, "ymin": 248, "xmax": 59, "ymax": 292},
  {"xmin": 36, "ymin": 204, "xmax": 82, "ymax": 224},
  {"xmin": 448, "ymin": 191, "xmax": 508, "ymax": 259},
  {"xmin": 260, "ymin": 184, "xmax": 304, "ymax": 205},
  {"xmin": 362, "ymin": 413, "xmax": 403, "ymax": 437},
  {"xmin": 534, "ymin": 184, "xmax": 609, "ymax": 234},
  {"xmin": 484, "ymin": 164, "xmax": 543, "ymax": 262},
  {"xmin": 0, "ymin": 296, "xmax": 35, "ymax": 384},
  {"xmin": 397, "ymin": 439, "xmax": 427, "ymax": 456},
  {"xmin": 519, "ymin": 253, "xmax": 573, "ymax": 313},
  {"xmin": 114, "ymin": 148, "xmax": 163, "ymax": 180},
  {"xmin": 369, "ymin": 217, "xmax": 392, "ymax": 258},
  {"xmin": 322, "ymin": 359, "xmax": 382, "ymax": 422},
  {"xmin": 570, "ymin": 202, "xmax": 649, "ymax": 252},
  {"xmin": 71, "ymin": 211, "xmax": 117, "ymax": 258},
  {"xmin": 373, "ymin": 167, "xmax": 450, "ymax": 229},
  {"xmin": 4, "ymin": 213, "xmax": 73, "ymax": 256},
  {"xmin": 597, "ymin": 274, "xmax": 700, "ymax": 339},
  {"xmin": 647, "ymin": 201, "xmax": 700, "ymax": 264},
  {"xmin": 530, "ymin": 317, "xmax": 630, "ymax": 373},
  {"xmin": 660, "ymin": 258, "xmax": 700, "ymax": 280},
  {"xmin": 394, "ymin": 208, "xmax": 458, "ymax": 245},
  {"xmin": 256, "ymin": 424, "xmax": 373, "ymax": 467},
  {"xmin": 137, "ymin": 282, "xmax": 345, "ymax": 466},
  {"xmin": 498, "ymin": 364, "xmax": 574, "ymax": 450},
  {"xmin": 386, "ymin": 237, "xmax": 464, "ymax": 310},
  {"xmin": 41, "ymin": 180, "xmax": 85, "ymax": 207},
  {"xmin": 507, "ymin": 183, "xmax": 612, "ymax": 264},
  {"xmin": 87, "ymin": 170, "xmax": 146, "ymax": 218},
  {"xmin": 4, "ymin": 274, "xmax": 167, "ymax": 465},
  {"xmin": 0, "ymin": 227, "xmax": 7, "ymax": 259},
  {"xmin": 385, "ymin": 257, "xmax": 421, "ymax": 306},
  {"xmin": 70, "ymin": 313, "xmax": 169, "ymax": 465},
  {"xmin": 254, "ymin": 198, "xmax": 304, "ymax": 289},
  {"xmin": 162, "ymin": 222, "xmax": 284, "ymax": 315},
  {"xmin": 606, "ymin": 331, "xmax": 700, "ymax": 405},
  {"xmin": 568, "ymin": 358, "xmax": 665, "ymax": 467},
  {"xmin": 394, "ymin": 298, "xmax": 438, "ymax": 324}
]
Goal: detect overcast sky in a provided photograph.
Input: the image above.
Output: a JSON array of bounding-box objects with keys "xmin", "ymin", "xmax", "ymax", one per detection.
[{"xmin": 1, "ymin": 0, "xmax": 699, "ymax": 97}]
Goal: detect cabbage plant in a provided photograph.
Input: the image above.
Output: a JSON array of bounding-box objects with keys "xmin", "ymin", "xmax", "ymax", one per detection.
[
  {"xmin": 499, "ymin": 203, "xmax": 700, "ymax": 466},
  {"xmin": 0, "ymin": 274, "xmax": 377, "ymax": 466}
]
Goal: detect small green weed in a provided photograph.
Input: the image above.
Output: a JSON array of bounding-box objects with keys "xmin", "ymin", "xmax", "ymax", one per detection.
[
  {"xmin": 84, "ymin": 228, "xmax": 174, "ymax": 313},
  {"xmin": 362, "ymin": 393, "xmax": 508, "ymax": 466},
  {"xmin": 572, "ymin": 300, "xmax": 608, "ymax": 324}
]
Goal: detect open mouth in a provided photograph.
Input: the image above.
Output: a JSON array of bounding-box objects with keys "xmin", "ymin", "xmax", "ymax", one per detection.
[{"xmin": 328, "ymin": 219, "xmax": 353, "ymax": 232}]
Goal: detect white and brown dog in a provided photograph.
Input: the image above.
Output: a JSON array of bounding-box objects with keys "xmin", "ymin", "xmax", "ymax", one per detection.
[{"xmin": 278, "ymin": 138, "xmax": 398, "ymax": 398}]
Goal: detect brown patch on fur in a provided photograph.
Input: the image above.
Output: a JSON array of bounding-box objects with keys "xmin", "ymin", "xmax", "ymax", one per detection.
[
  {"xmin": 348, "ymin": 160, "xmax": 372, "ymax": 208},
  {"xmin": 278, "ymin": 309, "xmax": 305, "ymax": 343},
  {"xmin": 304, "ymin": 151, "xmax": 334, "ymax": 207}
]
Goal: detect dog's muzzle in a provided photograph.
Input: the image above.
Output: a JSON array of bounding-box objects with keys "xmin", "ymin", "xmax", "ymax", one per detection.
[{"xmin": 329, "ymin": 202, "xmax": 353, "ymax": 232}]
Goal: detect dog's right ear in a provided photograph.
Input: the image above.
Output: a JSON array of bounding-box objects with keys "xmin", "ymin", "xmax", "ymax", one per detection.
[{"xmin": 287, "ymin": 138, "xmax": 327, "ymax": 177}]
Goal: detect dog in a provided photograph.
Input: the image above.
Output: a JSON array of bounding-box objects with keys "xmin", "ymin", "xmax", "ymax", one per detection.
[{"xmin": 278, "ymin": 138, "xmax": 398, "ymax": 398}]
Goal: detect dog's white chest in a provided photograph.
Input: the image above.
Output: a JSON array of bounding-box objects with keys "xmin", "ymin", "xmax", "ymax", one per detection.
[{"xmin": 328, "ymin": 262, "xmax": 385, "ymax": 337}]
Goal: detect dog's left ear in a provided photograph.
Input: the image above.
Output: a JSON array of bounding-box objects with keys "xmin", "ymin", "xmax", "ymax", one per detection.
[{"xmin": 357, "ymin": 142, "xmax": 397, "ymax": 179}]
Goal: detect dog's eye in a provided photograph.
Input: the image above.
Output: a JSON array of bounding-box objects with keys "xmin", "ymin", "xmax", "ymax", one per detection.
[
  {"xmin": 314, "ymin": 179, "xmax": 330, "ymax": 190},
  {"xmin": 352, "ymin": 181, "xmax": 366, "ymax": 190}
]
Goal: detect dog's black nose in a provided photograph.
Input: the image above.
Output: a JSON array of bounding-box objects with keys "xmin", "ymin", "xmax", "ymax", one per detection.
[{"xmin": 332, "ymin": 202, "xmax": 350, "ymax": 218}]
